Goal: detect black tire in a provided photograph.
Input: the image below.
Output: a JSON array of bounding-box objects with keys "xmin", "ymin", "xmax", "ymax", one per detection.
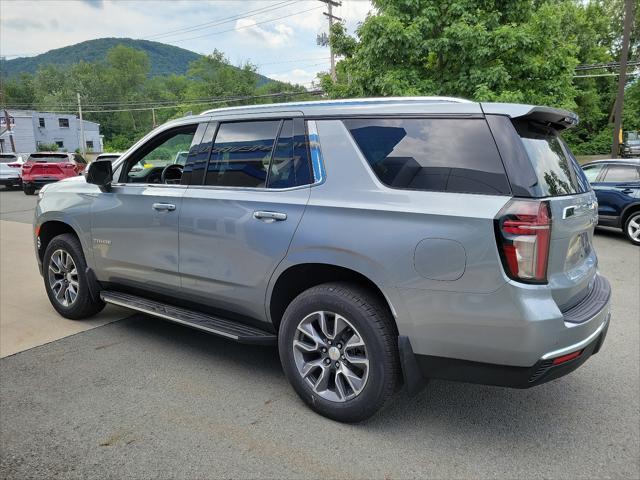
[
  {"xmin": 43, "ymin": 233, "xmax": 105, "ymax": 319},
  {"xmin": 23, "ymin": 184, "xmax": 36, "ymax": 195},
  {"xmin": 278, "ymin": 282, "xmax": 399, "ymax": 423},
  {"xmin": 623, "ymin": 211, "xmax": 640, "ymax": 246}
]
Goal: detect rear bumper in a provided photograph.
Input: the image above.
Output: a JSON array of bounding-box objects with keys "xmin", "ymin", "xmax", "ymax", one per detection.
[
  {"xmin": 22, "ymin": 178, "xmax": 62, "ymax": 187},
  {"xmin": 399, "ymin": 275, "xmax": 611, "ymax": 392},
  {"xmin": 0, "ymin": 177, "xmax": 21, "ymax": 185},
  {"xmin": 402, "ymin": 314, "xmax": 608, "ymax": 391}
]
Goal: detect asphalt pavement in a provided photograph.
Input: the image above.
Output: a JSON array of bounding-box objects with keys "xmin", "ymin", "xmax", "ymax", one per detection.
[{"xmin": 0, "ymin": 186, "xmax": 638, "ymax": 479}]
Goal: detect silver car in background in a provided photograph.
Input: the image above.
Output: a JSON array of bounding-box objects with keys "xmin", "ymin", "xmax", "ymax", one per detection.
[
  {"xmin": 0, "ymin": 152, "xmax": 25, "ymax": 188},
  {"xmin": 33, "ymin": 97, "xmax": 611, "ymax": 422}
]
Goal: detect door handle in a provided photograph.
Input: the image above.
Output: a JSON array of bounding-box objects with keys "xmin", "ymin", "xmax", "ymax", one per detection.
[
  {"xmin": 152, "ymin": 203, "xmax": 176, "ymax": 211},
  {"xmin": 621, "ymin": 188, "xmax": 633, "ymax": 194},
  {"xmin": 253, "ymin": 211, "xmax": 287, "ymax": 221}
]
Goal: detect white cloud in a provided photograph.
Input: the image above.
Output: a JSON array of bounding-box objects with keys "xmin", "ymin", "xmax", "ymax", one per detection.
[
  {"xmin": 0, "ymin": 0, "xmax": 372, "ymax": 81},
  {"xmin": 270, "ymin": 67, "xmax": 326, "ymax": 87},
  {"xmin": 234, "ymin": 18, "xmax": 293, "ymax": 48}
]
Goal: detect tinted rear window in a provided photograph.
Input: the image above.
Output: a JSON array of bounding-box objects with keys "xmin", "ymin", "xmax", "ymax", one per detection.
[
  {"xmin": 0, "ymin": 155, "xmax": 17, "ymax": 163},
  {"xmin": 28, "ymin": 154, "xmax": 69, "ymax": 163},
  {"xmin": 343, "ymin": 118, "xmax": 510, "ymax": 195},
  {"xmin": 514, "ymin": 121, "xmax": 589, "ymax": 196}
]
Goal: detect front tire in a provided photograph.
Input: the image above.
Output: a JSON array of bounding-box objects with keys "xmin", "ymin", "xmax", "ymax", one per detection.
[
  {"xmin": 278, "ymin": 282, "xmax": 399, "ymax": 423},
  {"xmin": 43, "ymin": 233, "xmax": 105, "ymax": 319},
  {"xmin": 624, "ymin": 211, "xmax": 640, "ymax": 245}
]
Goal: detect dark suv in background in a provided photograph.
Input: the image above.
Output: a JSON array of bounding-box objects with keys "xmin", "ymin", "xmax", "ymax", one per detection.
[{"xmin": 582, "ymin": 159, "xmax": 640, "ymax": 245}]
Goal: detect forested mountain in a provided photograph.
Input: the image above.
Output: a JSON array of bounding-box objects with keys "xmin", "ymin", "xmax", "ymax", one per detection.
[{"xmin": 0, "ymin": 38, "xmax": 271, "ymax": 84}]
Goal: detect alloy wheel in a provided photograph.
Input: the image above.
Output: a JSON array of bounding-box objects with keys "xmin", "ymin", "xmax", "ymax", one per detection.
[
  {"xmin": 48, "ymin": 249, "xmax": 79, "ymax": 307},
  {"xmin": 292, "ymin": 311, "xmax": 369, "ymax": 402}
]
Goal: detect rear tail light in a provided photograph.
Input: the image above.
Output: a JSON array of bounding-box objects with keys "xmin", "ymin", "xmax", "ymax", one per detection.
[
  {"xmin": 22, "ymin": 163, "xmax": 32, "ymax": 170},
  {"xmin": 7, "ymin": 163, "xmax": 21, "ymax": 168},
  {"xmin": 495, "ymin": 199, "xmax": 551, "ymax": 284},
  {"xmin": 63, "ymin": 163, "xmax": 75, "ymax": 168}
]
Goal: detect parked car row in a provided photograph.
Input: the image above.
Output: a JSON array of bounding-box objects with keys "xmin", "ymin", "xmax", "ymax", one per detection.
[{"xmin": 0, "ymin": 152, "xmax": 121, "ymax": 195}]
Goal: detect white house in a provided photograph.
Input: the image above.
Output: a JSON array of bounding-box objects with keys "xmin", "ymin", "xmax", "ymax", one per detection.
[{"xmin": 0, "ymin": 110, "xmax": 103, "ymax": 154}]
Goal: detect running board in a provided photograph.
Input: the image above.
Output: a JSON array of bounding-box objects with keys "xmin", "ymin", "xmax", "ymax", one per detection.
[{"xmin": 100, "ymin": 291, "xmax": 276, "ymax": 345}]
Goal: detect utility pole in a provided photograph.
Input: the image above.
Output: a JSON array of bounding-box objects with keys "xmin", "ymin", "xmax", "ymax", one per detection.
[
  {"xmin": 611, "ymin": 0, "xmax": 634, "ymax": 158},
  {"xmin": 3, "ymin": 109, "xmax": 16, "ymax": 153},
  {"xmin": 319, "ymin": 0, "xmax": 342, "ymax": 81},
  {"xmin": 152, "ymin": 107, "xmax": 157, "ymax": 128},
  {"xmin": 77, "ymin": 92, "xmax": 86, "ymax": 156}
]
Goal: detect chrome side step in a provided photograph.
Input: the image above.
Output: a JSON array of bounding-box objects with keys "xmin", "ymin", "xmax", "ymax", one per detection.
[{"xmin": 100, "ymin": 290, "xmax": 276, "ymax": 345}]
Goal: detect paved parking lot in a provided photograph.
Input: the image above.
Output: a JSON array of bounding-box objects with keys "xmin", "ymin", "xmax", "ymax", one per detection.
[{"xmin": 0, "ymin": 186, "xmax": 638, "ymax": 479}]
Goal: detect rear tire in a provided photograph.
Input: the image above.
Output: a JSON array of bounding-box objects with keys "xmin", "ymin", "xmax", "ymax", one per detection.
[
  {"xmin": 43, "ymin": 233, "xmax": 105, "ymax": 319},
  {"xmin": 23, "ymin": 184, "xmax": 35, "ymax": 195},
  {"xmin": 624, "ymin": 211, "xmax": 640, "ymax": 245},
  {"xmin": 278, "ymin": 282, "xmax": 399, "ymax": 423}
]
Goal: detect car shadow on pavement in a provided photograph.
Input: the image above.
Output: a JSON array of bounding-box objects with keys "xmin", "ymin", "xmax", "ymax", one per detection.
[{"xmin": 118, "ymin": 312, "xmax": 609, "ymax": 441}]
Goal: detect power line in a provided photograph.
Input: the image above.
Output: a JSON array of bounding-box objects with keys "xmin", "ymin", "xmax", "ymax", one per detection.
[
  {"xmin": 575, "ymin": 61, "xmax": 639, "ymax": 71},
  {"xmin": 144, "ymin": 0, "xmax": 297, "ymax": 41},
  {"xmin": 3, "ymin": 90, "xmax": 324, "ymax": 114},
  {"xmin": 574, "ymin": 71, "xmax": 639, "ymax": 78},
  {"xmin": 167, "ymin": 4, "xmax": 324, "ymax": 43}
]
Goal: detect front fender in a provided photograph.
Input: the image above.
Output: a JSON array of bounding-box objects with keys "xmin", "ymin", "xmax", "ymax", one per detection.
[{"xmin": 35, "ymin": 190, "xmax": 96, "ymax": 270}]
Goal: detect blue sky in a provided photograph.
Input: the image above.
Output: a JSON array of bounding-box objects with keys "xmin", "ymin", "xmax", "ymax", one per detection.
[{"xmin": 0, "ymin": 0, "xmax": 374, "ymax": 86}]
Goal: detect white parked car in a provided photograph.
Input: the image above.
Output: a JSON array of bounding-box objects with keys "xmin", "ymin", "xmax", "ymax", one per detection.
[{"xmin": 0, "ymin": 153, "xmax": 26, "ymax": 189}]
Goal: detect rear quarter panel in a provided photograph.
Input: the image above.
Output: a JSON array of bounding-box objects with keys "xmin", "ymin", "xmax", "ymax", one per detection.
[{"xmin": 282, "ymin": 119, "xmax": 511, "ymax": 339}]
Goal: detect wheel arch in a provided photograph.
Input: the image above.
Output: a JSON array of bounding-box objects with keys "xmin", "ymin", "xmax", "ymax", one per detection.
[
  {"xmin": 267, "ymin": 262, "xmax": 400, "ymax": 334},
  {"xmin": 621, "ymin": 202, "xmax": 640, "ymax": 227},
  {"xmin": 37, "ymin": 220, "xmax": 82, "ymax": 265}
]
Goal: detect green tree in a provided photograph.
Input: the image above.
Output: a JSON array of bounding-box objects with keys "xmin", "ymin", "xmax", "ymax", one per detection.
[{"xmin": 321, "ymin": 0, "xmax": 639, "ymax": 155}]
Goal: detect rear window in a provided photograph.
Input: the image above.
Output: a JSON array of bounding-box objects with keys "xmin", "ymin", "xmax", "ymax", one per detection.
[
  {"xmin": 28, "ymin": 154, "xmax": 69, "ymax": 163},
  {"xmin": 513, "ymin": 121, "xmax": 589, "ymax": 196},
  {"xmin": 0, "ymin": 155, "xmax": 17, "ymax": 163},
  {"xmin": 343, "ymin": 118, "xmax": 510, "ymax": 195}
]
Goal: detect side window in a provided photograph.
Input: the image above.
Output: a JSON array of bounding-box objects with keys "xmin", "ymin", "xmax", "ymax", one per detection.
[
  {"xmin": 204, "ymin": 121, "xmax": 280, "ymax": 188},
  {"xmin": 343, "ymin": 118, "xmax": 511, "ymax": 195},
  {"xmin": 267, "ymin": 120, "xmax": 312, "ymax": 188},
  {"xmin": 602, "ymin": 165, "xmax": 640, "ymax": 183},
  {"xmin": 119, "ymin": 124, "xmax": 198, "ymax": 184},
  {"xmin": 582, "ymin": 164, "xmax": 603, "ymax": 182},
  {"xmin": 182, "ymin": 122, "xmax": 216, "ymax": 186}
]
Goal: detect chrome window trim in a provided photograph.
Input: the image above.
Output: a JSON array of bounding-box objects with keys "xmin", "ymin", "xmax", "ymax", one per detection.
[{"xmin": 306, "ymin": 120, "xmax": 326, "ymax": 186}]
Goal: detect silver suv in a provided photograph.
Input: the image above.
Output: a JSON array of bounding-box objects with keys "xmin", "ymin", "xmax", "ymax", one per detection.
[{"xmin": 34, "ymin": 97, "xmax": 611, "ymax": 422}]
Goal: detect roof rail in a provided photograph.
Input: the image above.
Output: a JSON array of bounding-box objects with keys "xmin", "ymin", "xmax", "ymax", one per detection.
[{"xmin": 200, "ymin": 96, "xmax": 472, "ymax": 116}]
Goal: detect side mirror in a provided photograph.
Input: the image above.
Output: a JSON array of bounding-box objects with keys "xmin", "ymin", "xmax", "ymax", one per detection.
[{"xmin": 86, "ymin": 159, "xmax": 113, "ymax": 192}]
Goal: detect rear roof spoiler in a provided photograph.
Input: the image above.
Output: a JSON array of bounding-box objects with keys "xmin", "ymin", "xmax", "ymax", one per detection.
[{"xmin": 481, "ymin": 103, "xmax": 579, "ymax": 131}]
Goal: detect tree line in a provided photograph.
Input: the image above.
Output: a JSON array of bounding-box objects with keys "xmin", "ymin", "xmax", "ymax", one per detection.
[
  {"xmin": 2, "ymin": 0, "xmax": 638, "ymax": 155},
  {"xmin": 1, "ymin": 46, "xmax": 312, "ymax": 151}
]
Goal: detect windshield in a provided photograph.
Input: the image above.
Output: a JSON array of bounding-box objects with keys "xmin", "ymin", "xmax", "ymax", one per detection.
[
  {"xmin": 514, "ymin": 121, "xmax": 589, "ymax": 197},
  {"xmin": 28, "ymin": 154, "xmax": 70, "ymax": 163}
]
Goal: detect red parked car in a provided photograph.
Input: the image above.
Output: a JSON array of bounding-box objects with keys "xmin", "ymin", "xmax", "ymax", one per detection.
[{"xmin": 21, "ymin": 152, "xmax": 87, "ymax": 195}]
